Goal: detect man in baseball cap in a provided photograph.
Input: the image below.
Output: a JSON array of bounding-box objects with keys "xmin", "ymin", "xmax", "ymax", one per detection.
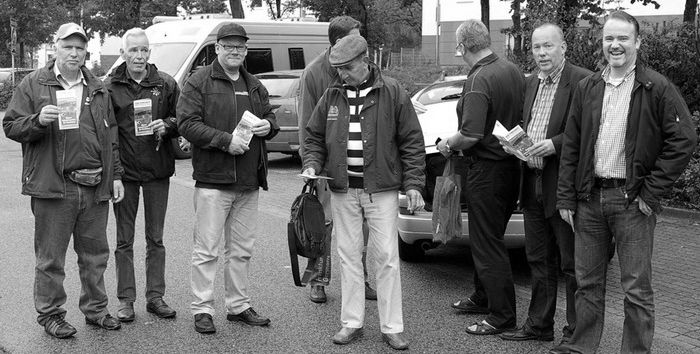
[
  {"xmin": 54, "ymin": 22, "xmax": 88, "ymax": 43},
  {"xmin": 217, "ymin": 22, "xmax": 249, "ymax": 41}
]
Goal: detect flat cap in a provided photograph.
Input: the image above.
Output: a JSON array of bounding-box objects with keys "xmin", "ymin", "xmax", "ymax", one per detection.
[
  {"xmin": 329, "ymin": 35, "xmax": 367, "ymax": 67},
  {"xmin": 55, "ymin": 22, "xmax": 88, "ymax": 43},
  {"xmin": 217, "ymin": 23, "xmax": 249, "ymax": 41}
]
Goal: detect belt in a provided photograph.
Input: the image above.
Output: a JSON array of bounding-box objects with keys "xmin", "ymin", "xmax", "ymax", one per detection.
[{"xmin": 594, "ymin": 177, "xmax": 626, "ymax": 189}]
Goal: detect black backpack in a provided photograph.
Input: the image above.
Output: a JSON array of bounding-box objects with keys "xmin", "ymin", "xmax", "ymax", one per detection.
[{"xmin": 287, "ymin": 181, "xmax": 327, "ymax": 286}]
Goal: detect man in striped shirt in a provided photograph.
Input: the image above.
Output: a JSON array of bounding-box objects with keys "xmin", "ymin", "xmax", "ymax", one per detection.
[
  {"xmin": 557, "ymin": 11, "xmax": 697, "ymax": 354},
  {"xmin": 302, "ymin": 35, "xmax": 425, "ymax": 350},
  {"xmin": 498, "ymin": 24, "xmax": 591, "ymax": 354}
]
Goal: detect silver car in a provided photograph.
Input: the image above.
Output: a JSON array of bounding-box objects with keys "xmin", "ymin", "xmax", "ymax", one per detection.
[{"xmin": 397, "ymin": 77, "xmax": 525, "ymax": 262}]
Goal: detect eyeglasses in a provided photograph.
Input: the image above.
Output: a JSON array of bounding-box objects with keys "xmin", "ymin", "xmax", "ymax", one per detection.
[{"xmin": 218, "ymin": 43, "xmax": 248, "ymax": 52}]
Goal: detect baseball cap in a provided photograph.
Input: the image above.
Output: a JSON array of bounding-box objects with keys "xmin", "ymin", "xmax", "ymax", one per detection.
[
  {"xmin": 217, "ymin": 23, "xmax": 249, "ymax": 41},
  {"xmin": 55, "ymin": 22, "xmax": 88, "ymax": 43},
  {"xmin": 329, "ymin": 35, "xmax": 367, "ymax": 67}
]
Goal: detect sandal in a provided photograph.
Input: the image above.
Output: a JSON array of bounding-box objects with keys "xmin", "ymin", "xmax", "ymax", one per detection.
[
  {"xmin": 465, "ymin": 320, "xmax": 511, "ymax": 335},
  {"xmin": 451, "ymin": 298, "xmax": 489, "ymax": 314}
]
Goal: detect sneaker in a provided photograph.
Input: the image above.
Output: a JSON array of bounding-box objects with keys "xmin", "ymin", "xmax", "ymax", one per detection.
[{"xmin": 44, "ymin": 315, "xmax": 77, "ymax": 339}]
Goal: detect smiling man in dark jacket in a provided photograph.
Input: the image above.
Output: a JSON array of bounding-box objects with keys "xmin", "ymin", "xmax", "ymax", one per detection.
[
  {"xmin": 177, "ymin": 23, "xmax": 279, "ymax": 334},
  {"xmin": 106, "ymin": 27, "xmax": 180, "ymax": 323},
  {"xmin": 557, "ymin": 11, "xmax": 697, "ymax": 354},
  {"xmin": 3, "ymin": 22, "xmax": 124, "ymax": 338}
]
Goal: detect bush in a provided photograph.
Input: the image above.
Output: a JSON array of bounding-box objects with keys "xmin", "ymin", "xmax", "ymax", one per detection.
[
  {"xmin": 665, "ymin": 111, "xmax": 700, "ymax": 211},
  {"xmin": 383, "ymin": 65, "xmax": 469, "ymax": 96},
  {"xmin": 0, "ymin": 70, "xmax": 33, "ymax": 110}
]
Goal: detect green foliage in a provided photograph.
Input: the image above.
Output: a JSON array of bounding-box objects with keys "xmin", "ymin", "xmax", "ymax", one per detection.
[
  {"xmin": 665, "ymin": 111, "xmax": 700, "ymax": 210},
  {"xmin": 0, "ymin": 70, "xmax": 34, "ymax": 110},
  {"xmin": 383, "ymin": 65, "xmax": 468, "ymax": 96}
]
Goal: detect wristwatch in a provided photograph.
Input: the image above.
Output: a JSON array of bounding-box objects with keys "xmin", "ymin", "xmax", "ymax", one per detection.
[{"xmin": 445, "ymin": 140, "xmax": 452, "ymax": 153}]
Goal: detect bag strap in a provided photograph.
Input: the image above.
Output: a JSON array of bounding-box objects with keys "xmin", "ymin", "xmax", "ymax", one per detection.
[{"xmin": 287, "ymin": 222, "xmax": 304, "ymax": 287}]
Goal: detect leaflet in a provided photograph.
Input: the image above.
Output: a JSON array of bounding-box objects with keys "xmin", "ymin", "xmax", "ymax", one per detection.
[
  {"xmin": 56, "ymin": 90, "xmax": 79, "ymax": 130},
  {"xmin": 133, "ymin": 99, "xmax": 153, "ymax": 136},
  {"xmin": 492, "ymin": 120, "xmax": 533, "ymax": 161},
  {"xmin": 233, "ymin": 110, "xmax": 261, "ymax": 146}
]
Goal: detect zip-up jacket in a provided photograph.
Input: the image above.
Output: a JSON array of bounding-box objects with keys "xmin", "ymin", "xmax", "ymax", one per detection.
[
  {"xmin": 302, "ymin": 64, "xmax": 426, "ymax": 193},
  {"xmin": 557, "ymin": 63, "xmax": 697, "ymax": 213},
  {"xmin": 177, "ymin": 59, "xmax": 279, "ymax": 189},
  {"xmin": 106, "ymin": 62, "xmax": 180, "ymax": 182},
  {"xmin": 3, "ymin": 59, "xmax": 123, "ymax": 202}
]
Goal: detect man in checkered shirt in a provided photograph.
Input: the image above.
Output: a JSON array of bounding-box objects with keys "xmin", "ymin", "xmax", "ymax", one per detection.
[
  {"xmin": 557, "ymin": 11, "xmax": 697, "ymax": 354},
  {"xmin": 498, "ymin": 23, "xmax": 591, "ymax": 354}
]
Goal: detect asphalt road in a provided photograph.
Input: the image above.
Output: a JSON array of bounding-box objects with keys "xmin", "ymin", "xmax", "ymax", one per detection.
[{"xmin": 0, "ymin": 119, "xmax": 696, "ymax": 353}]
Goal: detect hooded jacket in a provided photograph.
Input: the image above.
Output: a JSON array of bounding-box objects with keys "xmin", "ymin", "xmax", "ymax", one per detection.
[
  {"xmin": 106, "ymin": 62, "xmax": 179, "ymax": 182},
  {"xmin": 3, "ymin": 59, "xmax": 123, "ymax": 202}
]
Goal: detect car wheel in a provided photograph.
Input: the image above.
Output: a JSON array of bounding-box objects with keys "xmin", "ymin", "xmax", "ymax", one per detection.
[
  {"xmin": 173, "ymin": 137, "xmax": 192, "ymax": 159},
  {"xmin": 398, "ymin": 234, "xmax": 425, "ymax": 262}
]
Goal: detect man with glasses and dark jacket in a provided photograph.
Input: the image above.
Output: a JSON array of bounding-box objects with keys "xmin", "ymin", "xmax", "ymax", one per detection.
[{"xmin": 178, "ymin": 23, "xmax": 280, "ymax": 334}]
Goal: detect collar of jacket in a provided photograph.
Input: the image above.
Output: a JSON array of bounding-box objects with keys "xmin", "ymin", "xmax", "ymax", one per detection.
[
  {"xmin": 468, "ymin": 52, "xmax": 498, "ymax": 76},
  {"xmin": 210, "ymin": 58, "xmax": 259, "ymax": 89},
  {"xmin": 590, "ymin": 61, "xmax": 654, "ymax": 91},
  {"xmin": 109, "ymin": 62, "xmax": 164, "ymax": 87},
  {"xmin": 328, "ymin": 62, "xmax": 385, "ymax": 91},
  {"xmin": 38, "ymin": 58, "xmax": 108, "ymax": 95}
]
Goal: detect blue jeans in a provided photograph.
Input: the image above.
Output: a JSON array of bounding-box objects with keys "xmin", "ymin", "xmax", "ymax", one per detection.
[
  {"xmin": 113, "ymin": 178, "xmax": 170, "ymax": 303},
  {"xmin": 190, "ymin": 187, "xmax": 259, "ymax": 316},
  {"xmin": 569, "ymin": 187, "xmax": 655, "ymax": 354},
  {"xmin": 31, "ymin": 181, "xmax": 110, "ymax": 326},
  {"xmin": 522, "ymin": 168, "xmax": 577, "ymax": 337},
  {"xmin": 465, "ymin": 159, "xmax": 519, "ymax": 328}
]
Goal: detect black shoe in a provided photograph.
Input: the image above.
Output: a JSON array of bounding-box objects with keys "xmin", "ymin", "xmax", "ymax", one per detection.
[
  {"xmin": 194, "ymin": 313, "xmax": 216, "ymax": 334},
  {"xmin": 499, "ymin": 324, "xmax": 554, "ymax": 341},
  {"xmin": 382, "ymin": 332, "xmax": 409, "ymax": 350},
  {"xmin": 332, "ymin": 327, "xmax": 363, "ymax": 345},
  {"xmin": 549, "ymin": 337, "xmax": 571, "ymax": 354},
  {"xmin": 44, "ymin": 315, "xmax": 77, "ymax": 339},
  {"xmin": 117, "ymin": 302, "xmax": 135, "ymax": 322},
  {"xmin": 227, "ymin": 308, "xmax": 270, "ymax": 326},
  {"xmin": 451, "ymin": 298, "xmax": 489, "ymax": 314},
  {"xmin": 309, "ymin": 285, "xmax": 327, "ymax": 303},
  {"xmin": 365, "ymin": 282, "xmax": 377, "ymax": 301},
  {"xmin": 85, "ymin": 314, "xmax": 121, "ymax": 330},
  {"xmin": 147, "ymin": 298, "xmax": 177, "ymax": 318}
]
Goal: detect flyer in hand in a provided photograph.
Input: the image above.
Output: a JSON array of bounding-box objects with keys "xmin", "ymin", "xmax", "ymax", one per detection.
[
  {"xmin": 233, "ymin": 110, "xmax": 261, "ymax": 146},
  {"xmin": 492, "ymin": 120, "xmax": 533, "ymax": 161},
  {"xmin": 133, "ymin": 99, "xmax": 154, "ymax": 136},
  {"xmin": 56, "ymin": 90, "xmax": 79, "ymax": 130}
]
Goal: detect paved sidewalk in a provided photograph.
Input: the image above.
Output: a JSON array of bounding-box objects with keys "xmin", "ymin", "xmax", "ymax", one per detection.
[{"xmin": 600, "ymin": 211, "xmax": 700, "ymax": 352}]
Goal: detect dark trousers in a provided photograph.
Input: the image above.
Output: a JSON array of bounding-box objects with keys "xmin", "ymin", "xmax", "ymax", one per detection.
[
  {"xmin": 113, "ymin": 178, "xmax": 170, "ymax": 302},
  {"xmin": 31, "ymin": 181, "xmax": 110, "ymax": 326},
  {"xmin": 466, "ymin": 159, "xmax": 519, "ymax": 328},
  {"xmin": 522, "ymin": 168, "xmax": 577, "ymax": 337}
]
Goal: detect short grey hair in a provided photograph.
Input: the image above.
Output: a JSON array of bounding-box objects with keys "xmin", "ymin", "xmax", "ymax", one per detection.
[
  {"xmin": 456, "ymin": 19, "xmax": 491, "ymax": 53},
  {"xmin": 121, "ymin": 27, "xmax": 148, "ymax": 49}
]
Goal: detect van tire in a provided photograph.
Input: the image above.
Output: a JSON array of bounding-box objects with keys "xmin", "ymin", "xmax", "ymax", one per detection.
[
  {"xmin": 173, "ymin": 137, "xmax": 192, "ymax": 159},
  {"xmin": 398, "ymin": 234, "xmax": 425, "ymax": 262}
]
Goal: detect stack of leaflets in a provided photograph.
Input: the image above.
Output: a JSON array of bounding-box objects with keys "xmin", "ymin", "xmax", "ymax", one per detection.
[
  {"xmin": 133, "ymin": 99, "xmax": 154, "ymax": 136},
  {"xmin": 233, "ymin": 110, "xmax": 261, "ymax": 146},
  {"xmin": 56, "ymin": 90, "xmax": 79, "ymax": 130},
  {"xmin": 492, "ymin": 120, "xmax": 533, "ymax": 161}
]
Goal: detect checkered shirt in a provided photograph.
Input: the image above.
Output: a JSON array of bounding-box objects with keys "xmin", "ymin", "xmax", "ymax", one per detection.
[
  {"xmin": 526, "ymin": 60, "xmax": 566, "ymax": 169},
  {"xmin": 594, "ymin": 65, "xmax": 636, "ymax": 179}
]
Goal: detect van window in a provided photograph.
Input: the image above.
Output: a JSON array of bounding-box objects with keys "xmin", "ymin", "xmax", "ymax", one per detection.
[
  {"xmin": 148, "ymin": 43, "xmax": 197, "ymax": 78},
  {"xmin": 245, "ymin": 49, "xmax": 273, "ymax": 74},
  {"xmin": 288, "ymin": 48, "xmax": 305, "ymax": 70},
  {"xmin": 191, "ymin": 44, "xmax": 217, "ymax": 72}
]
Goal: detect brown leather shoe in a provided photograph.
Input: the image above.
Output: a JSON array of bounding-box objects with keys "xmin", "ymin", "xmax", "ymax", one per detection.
[
  {"xmin": 147, "ymin": 298, "xmax": 177, "ymax": 318},
  {"xmin": 382, "ymin": 332, "xmax": 409, "ymax": 350},
  {"xmin": 332, "ymin": 327, "xmax": 363, "ymax": 345},
  {"xmin": 117, "ymin": 302, "xmax": 135, "ymax": 322},
  {"xmin": 227, "ymin": 307, "xmax": 270, "ymax": 326},
  {"xmin": 309, "ymin": 285, "xmax": 327, "ymax": 303},
  {"xmin": 85, "ymin": 314, "xmax": 121, "ymax": 330},
  {"xmin": 365, "ymin": 282, "xmax": 377, "ymax": 301},
  {"xmin": 44, "ymin": 315, "xmax": 77, "ymax": 339},
  {"xmin": 194, "ymin": 313, "xmax": 216, "ymax": 334}
]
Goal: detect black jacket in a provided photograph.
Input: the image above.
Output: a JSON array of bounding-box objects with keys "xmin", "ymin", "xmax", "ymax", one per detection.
[
  {"xmin": 557, "ymin": 63, "xmax": 697, "ymax": 213},
  {"xmin": 106, "ymin": 62, "xmax": 180, "ymax": 182},
  {"xmin": 177, "ymin": 59, "xmax": 279, "ymax": 189}
]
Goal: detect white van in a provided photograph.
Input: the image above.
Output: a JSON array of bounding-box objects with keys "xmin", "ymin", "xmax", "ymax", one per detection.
[{"xmin": 108, "ymin": 15, "xmax": 330, "ymax": 158}]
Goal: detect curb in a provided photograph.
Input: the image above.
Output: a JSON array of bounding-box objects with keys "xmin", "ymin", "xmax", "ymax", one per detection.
[{"xmin": 660, "ymin": 206, "xmax": 700, "ymax": 221}]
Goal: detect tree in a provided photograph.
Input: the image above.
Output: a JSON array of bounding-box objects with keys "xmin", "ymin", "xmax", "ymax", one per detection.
[
  {"xmin": 230, "ymin": 0, "xmax": 245, "ymax": 18},
  {"xmin": 684, "ymin": 0, "xmax": 698, "ymax": 23},
  {"xmin": 481, "ymin": 0, "xmax": 489, "ymax": 30},
  {"xmin": 181, "ymin": 0, "xmax": 228, "ymax": 14}
]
